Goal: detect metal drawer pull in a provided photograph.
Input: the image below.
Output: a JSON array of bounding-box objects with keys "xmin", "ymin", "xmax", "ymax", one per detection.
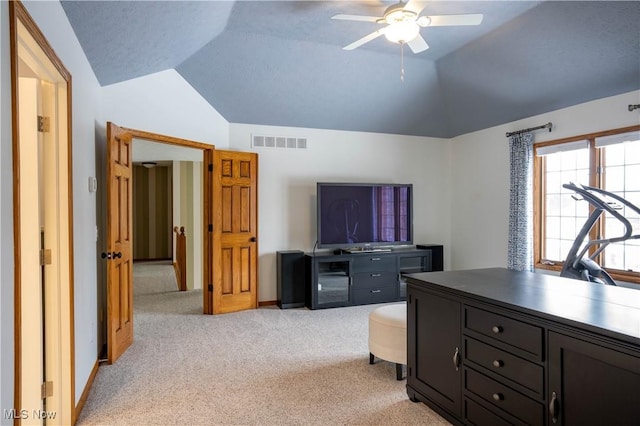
[
  {"xmin": 371, "ymin": 273, "xmax": 382, "ymax": 277},
  {"xmin": 453, "ymin": 347, "xmax": 460, "ymax": 371},
  {"xmin": 550, "ymin": 391, "xmax": 560, "ymax": 423},
  {"xmin": 492, "ymin": 325, "xmax": 503, "ymax": 334},
  {"xmin": 492, "ymin": 360, "xmax": 504, "ymax": 368},
  {"xmin": 370, "ymin": 257, "xmax": 381, "ymax": 261},
  {"xmin": 371, "ymin": 289, "xmax": 381, "ymax": 293},
  {"xmin": 492, "ymin": 393, "xmax": 504, "ymax": 401}
]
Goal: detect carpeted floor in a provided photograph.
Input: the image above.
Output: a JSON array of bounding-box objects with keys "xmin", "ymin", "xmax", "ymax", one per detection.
[{"xmin": 77, "ymin": 262, "xmax": 449, "ymax": 425}]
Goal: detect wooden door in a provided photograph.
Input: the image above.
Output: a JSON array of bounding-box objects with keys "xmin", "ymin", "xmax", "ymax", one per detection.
[
  {"xmin": 211, "ymin": 150, "xmax": 258, "ymax": 314},
  {"xmin": 106, "ymin": 122, "xmax": 134, "ymax": 362}
]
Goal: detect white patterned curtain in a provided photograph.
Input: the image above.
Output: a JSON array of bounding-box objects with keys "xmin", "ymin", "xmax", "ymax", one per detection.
[{"xmin": 508, "ymin": 132, "xmax": 534, "ymax": 271}]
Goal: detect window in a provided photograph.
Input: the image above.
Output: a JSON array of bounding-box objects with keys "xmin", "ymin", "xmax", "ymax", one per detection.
[{"xmin": 534, "ymin": 126, "xmax": 640, "ymax": 284}]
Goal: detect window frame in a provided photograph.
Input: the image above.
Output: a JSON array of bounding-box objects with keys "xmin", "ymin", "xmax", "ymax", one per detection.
[{"xmin": 533, "ymin": 124, "xmax": 640, "ymax": 285}]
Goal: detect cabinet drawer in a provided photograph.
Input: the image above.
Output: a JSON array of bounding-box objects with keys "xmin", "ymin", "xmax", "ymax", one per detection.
[
  {"xmin": 464, "ymin": 368, "xmax": 543, "ymax": 426},
  {"xmin": 465, "ymin": 307, "xmax": 542, "ymax": 358},
  {"xmin": 464, "ymin": 397, "xmax": 514, "ymax": 426},
  {"xmin": 465, "ymin": 337, "xmax": 543, "ymax": 396},
  {"xmin": 352, "ymin": 255, "xmax": 396, "ymax": 273},
  {"xmin": 352, "ymin": 286, "xmax": 396, "ymax": 305},
  {"xmin": 352, "ymin": 271, "xmax": 396, "ymax": 289}
]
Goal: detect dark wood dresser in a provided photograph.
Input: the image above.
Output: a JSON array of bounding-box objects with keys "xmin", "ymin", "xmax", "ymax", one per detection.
[{"xmin": 405, "ymin": 268, "xmax": 640, "ymax": 426}]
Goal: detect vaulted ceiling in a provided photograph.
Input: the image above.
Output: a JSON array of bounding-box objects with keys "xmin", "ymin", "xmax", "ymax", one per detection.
[{"xmin": 61, "ymin": 1, "xmax": 640, "ymax": 138}]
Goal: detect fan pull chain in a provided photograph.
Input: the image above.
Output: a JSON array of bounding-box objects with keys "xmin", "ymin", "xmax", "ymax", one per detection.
[{"xmin": 400, "ymin": 43, "xmax": 405, "ymax": 82}]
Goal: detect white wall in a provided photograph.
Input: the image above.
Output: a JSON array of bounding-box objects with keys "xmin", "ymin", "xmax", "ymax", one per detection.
[
  {"xmin": 449, "ymin": 90, "xmax": 640, "ymax": 271},
  {"xmin": 0, "ymin": 1, "xmax": 14, "ymax": 420},
  {"xmin": 102, "ymin": 69, "xmax": 229, "ymax": 148},
  {"xmin": 229, "ymin": 124, "xmax": 452, "ymax": 302}
]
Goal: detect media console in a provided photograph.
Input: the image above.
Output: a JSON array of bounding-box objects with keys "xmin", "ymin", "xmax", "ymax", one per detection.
[
  {"xmin": 304, "ymin": 245, "xmax": 443, "ymax": 310},
  {"xmin": 405, "ymin": 268, "xmax": 640, "ymax": 425}
]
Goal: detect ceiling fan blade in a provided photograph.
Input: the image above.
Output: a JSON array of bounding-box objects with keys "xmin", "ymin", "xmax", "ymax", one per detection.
[
  {"xmin": 331, "ymin": 14, "xmax": 380, "ymax": 23},
  {"xmin": 407, "ymin": 33, "xmax": 429, "ymax": 54},
  {"xmin": 404, "ymin": 0, "xmax": 427, "ymax": 16},
  {"xmin": 425, "ymin": 14, "xmax": 484, "ymax": 27},
  {"xmin": 343, "ymin": 27, "xmax": 388, "ymax": 50}
]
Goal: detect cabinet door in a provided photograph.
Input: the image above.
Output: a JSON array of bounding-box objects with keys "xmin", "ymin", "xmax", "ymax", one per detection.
[
  {"xmin": 548, "ymin": 331, "xmax": 640, "ymax": 425},
  {"xmin": 398, "ymin": 254, "xmax": 431, "ymax": 299},
  {"xmin": 313, "ymin": 259, "xmax": 351, "ymax": 308},
  {"xmin": 407, "ymin": 287, "xmax": 462, "ymax": 418}
]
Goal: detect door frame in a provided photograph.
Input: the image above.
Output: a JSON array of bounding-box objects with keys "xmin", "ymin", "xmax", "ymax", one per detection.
[
  {"xmin": 115, "ymin": 126, "xmax": 215, "ymax": 316},
  {"xmin": 10, "ymin": 1, "xmax": 75, "ymax": 423}
]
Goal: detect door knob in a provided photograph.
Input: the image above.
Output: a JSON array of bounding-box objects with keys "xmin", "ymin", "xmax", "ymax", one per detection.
[
  {"xmin": 101, "ymin": 252, "xmax": 112, "ymax": 260},
  {"xmin": 250, "ymin": 236, "xmax": 257, "ymax": 242},
  {"xmin": 113, "ymin": 252, "xmax": 122, "ymax": 259}
]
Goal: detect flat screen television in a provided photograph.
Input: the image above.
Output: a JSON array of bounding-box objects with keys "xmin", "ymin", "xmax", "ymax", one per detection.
[{"xmin": 317, "ymin": 182, "xmax": 413, "ymax": 250}]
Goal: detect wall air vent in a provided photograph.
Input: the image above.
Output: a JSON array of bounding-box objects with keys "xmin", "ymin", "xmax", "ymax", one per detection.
[{"xmin": 251, "ymin": 134, "xmax": 308, "ymax": 150}]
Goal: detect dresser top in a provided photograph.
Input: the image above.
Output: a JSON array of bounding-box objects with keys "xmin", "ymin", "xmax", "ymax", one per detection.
[{"xmin": 406, "ymin": 268, "xmax": 640, "ymax": 345}]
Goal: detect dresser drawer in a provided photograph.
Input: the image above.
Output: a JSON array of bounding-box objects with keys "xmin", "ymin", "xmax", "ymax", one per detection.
[
  {"xmin": 465, "ymin": 307, "xmax": 543, "ymax": 358},
  {"xmin": 465, "ymin": 337, "xmax": 543, "ymax": 396},
  {"xmin": 352, "ymin": 255, "xmax": 396, "ymax": 273},
  {"xmin": 464, "ymin": 368, "xmax": 544, "ymax": 426},
  {"xmin": 352, "ymin": 271, "xmax": 396, "ymax": 289},
  {"xmin": 352, "ymin": 286, "xmax": 396, "ymax": 305},
  {"xmin": 464, "ymin": 397, "xmax": 514, "ymax": 426}
]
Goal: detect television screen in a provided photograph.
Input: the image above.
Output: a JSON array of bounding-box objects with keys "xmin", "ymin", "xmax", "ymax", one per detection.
[{"xmin": 317, "ymin": 182, "xmax": 413, "ymax": 249}]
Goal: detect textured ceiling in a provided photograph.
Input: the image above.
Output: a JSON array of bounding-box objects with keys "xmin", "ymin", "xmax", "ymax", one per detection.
[{"xmin": 61, "ymin": 1, "xmax": 640, "ymax": 138}]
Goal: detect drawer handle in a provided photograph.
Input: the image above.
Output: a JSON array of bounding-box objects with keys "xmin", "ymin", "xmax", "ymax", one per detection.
[
  {"xmin": 370, "ymin": 289, "xmax": 381, "ymax": 294},
  {"xmin": 452, "ymin": 347, "xmax": 460, "ymax": 371},
  {"xmin": 370, "ymin": 257, "xmax": 381, "ymax": 261},
  {"xmin": 370, "ymin": 273, "xmax": 382, "ymax": 277},
  {"xmin": 492, "ymin": 393, "xmax": 504, "ymax": 402},
  {"xmin": 492, "ymin": 360, "xmax": 504, "ymax": 368},
  {"xmin": 550, "ymin": 391, "xmax": 560, "ymax": 423},
  {"xmin": 492, "ymin": 325, "xmax": 503, "ymax": 334}
]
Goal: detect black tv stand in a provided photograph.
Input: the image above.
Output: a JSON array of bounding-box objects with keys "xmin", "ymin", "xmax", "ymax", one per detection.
[{"xmin": 305, "ymin": 245, "xmax": 443, "ymax": 310}]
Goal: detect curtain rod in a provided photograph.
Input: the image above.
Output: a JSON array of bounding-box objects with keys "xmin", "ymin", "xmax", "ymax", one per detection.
[{"xmin": 506, "ymin": 122, "xmax": 552, "ymax": 138}]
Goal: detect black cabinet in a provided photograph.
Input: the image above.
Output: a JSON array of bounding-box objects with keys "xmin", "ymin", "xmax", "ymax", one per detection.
[
  {"xmin": 548, "ymin": 331, "xmax": 640, "ymax": 425},
  {"xmin": 405, "ymin": 268, "xmax": 640, "ymax": 426},
  {"xmin": 305, "ymin": 245, "xmax": 443, "ymax": 310},
  {"xmin": 407, "ymin": 287, "xmax": 462, "ymax": 418}
]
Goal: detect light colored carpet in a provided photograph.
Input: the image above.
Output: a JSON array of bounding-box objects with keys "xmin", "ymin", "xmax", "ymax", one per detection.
[{"xmin": 77, "ymin": 262, "xmax": 449, "ymax": 425}]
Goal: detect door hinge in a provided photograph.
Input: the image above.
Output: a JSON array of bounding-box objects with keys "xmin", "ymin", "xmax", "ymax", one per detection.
[
  {"xmin": 41, "ymin": 381, "xmax": 53, "ymax": 399},
  {"xmin": 208, "ymin": 224, "xmax": 213, "ymax": 232},
  {"xmin": 208, "ymin": 164, "xmax": 213, "ymax": 172},
  {"xmin": 208, "ymin": 284, "xmax": 213, "ymax": 292},
  {"xmin": 40, "ymin": 249, "xmax": 52, "ymax": 266},
  {"xmin": 37, "ymin": 115, "xmax": 50, "ymax": 133}
]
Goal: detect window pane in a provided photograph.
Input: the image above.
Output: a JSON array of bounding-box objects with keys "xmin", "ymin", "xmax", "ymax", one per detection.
[
  {"xmin": 546, "ymin": 194, "xmax": 561, "ymax": 217},
  {"xmin": 601, "ymin": 140, "xmax": 640, "ymax": 272},
  {"xmin": 604, "ymin": 244, "xmax": 625, "ymax": 270},
  {"xmin": 605, "ymin": 166, "xmax": 624, "ymax": 192},
  {"xmin": 541, "ymin": 147, "xmax": 590, "ymax": 262},
  {"xmin": 605, "ymin": 143, "xmax": 625, "ymax": 166},
  {"xmin": 626, "ymin": 165, "xmax": 640, "ymax": 191}
]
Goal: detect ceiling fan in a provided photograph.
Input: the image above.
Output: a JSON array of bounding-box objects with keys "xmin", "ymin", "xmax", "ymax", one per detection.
[{"xmin": 332, "ymin": 0, "xmax": 483, "ymax": 54}]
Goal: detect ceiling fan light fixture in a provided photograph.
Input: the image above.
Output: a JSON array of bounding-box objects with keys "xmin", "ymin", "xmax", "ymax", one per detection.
[
  {"xmin": 417, "ymin": 16, "xmax": 431, "ymax": 27},
  {"xmin": 384, "ymin": 21, "xmax": 420, "ymax": 44}
]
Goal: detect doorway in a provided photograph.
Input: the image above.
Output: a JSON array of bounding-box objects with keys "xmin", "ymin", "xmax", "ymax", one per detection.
[
  {"xmin": 102, "ymin": 124, "xmax": 214, "ymax": 364},
  {"xmin": 10, "ymin": 1, "xmax": 74, "ymax": 424},
  {"xmin": 102, "ymin": 124, "xmax": 259, "ymax": 363}
]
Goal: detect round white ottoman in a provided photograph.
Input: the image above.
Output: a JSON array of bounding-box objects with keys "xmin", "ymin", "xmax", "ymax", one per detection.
[{"xmin": 368, "ymin": 303, "xmax": 407, "ymax": 380}]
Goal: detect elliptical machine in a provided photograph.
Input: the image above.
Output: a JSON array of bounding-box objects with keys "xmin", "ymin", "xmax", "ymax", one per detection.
[{"xmin": 560, "ymin": 183, "xmax": 640, "ymax": 286}]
